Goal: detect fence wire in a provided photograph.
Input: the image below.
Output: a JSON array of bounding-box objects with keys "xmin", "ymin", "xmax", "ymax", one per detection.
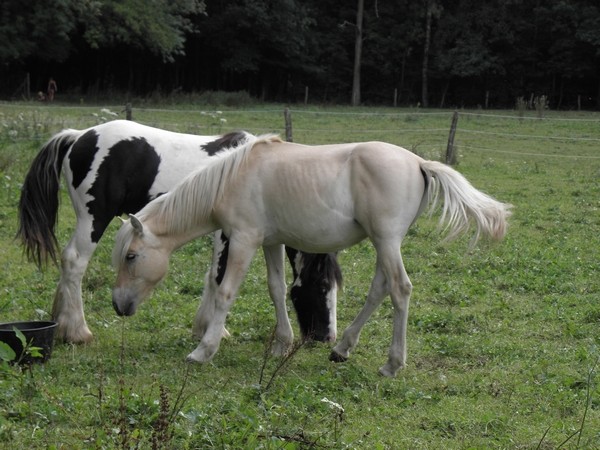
[{"xmin": 1, "ymin": 104, "xmax": 599, "ymax": 161}]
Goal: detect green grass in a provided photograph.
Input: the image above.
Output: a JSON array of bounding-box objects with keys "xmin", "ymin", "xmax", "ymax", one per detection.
[{"xmin": 0, "ymin": 102, "xmax": 599, "ymax": 449}]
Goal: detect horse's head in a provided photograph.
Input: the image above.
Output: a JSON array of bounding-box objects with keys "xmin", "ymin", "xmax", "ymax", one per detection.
[
  {"xmin": 112, "ymin": 215, "xmax": 171, "ymax": 316},
  {"xmin": 286, "ymin": 249, "xmax": 342, "ymax": 343}
]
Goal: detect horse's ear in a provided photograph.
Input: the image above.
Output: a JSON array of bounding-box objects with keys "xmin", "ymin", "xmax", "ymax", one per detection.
[{"xmin": 129, "ymin": 214, "xmax": 144, "ymax": 236}]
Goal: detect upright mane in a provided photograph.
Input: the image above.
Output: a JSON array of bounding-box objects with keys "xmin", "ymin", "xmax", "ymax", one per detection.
[{"xmin": 141, "ymin": 134, "xmax": 281, "ymax": 235}]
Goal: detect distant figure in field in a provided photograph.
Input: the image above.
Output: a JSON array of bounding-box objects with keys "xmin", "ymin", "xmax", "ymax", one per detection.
[{"xmin": 47, "ymin": 78, "xmax": 57, "ymax": 101}]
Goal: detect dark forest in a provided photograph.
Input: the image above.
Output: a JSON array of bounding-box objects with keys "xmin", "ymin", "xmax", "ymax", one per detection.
[{"xmin": 2, "ymin": 0, "xmax": 600, "ymax": 109}]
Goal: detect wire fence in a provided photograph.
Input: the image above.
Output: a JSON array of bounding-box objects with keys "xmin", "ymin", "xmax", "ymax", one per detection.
[{"xmin": 1, "ymin": 103, "xmax": 599, "ymax": 162}]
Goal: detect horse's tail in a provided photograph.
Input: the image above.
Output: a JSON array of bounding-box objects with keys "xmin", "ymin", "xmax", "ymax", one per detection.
[
  {"xmin": 17, "ymin": 129, "xmax": 80, "ymax": 268},
  {"xmin": 420, "ymin": 160, "xmax": 512, "ymax": 245}
]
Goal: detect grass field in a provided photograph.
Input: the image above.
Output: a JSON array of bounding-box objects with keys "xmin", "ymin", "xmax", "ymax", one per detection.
[{"xmin": 0, "ymin": 101, "xmax": 599, "ymax": 449}]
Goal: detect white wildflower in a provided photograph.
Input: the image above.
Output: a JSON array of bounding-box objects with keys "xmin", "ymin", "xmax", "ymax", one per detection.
[
  {"xmin": 321, "ymin": 397, "xmax": 344, "ymax": 413},
  {"xmin": 100, "ymin": 108, "xmax": 118, "ymax": 117}
]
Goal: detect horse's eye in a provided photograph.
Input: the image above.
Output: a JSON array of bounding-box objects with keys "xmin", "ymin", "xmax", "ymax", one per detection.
[{"xmin": 125, "ymin": 253, "xmax": 137, "ymax": 262}]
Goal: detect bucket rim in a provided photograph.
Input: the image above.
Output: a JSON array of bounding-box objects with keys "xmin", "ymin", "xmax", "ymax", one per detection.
[{"xmin": 0, "ymin": 321, "xmax": 58, "ymax": 332}]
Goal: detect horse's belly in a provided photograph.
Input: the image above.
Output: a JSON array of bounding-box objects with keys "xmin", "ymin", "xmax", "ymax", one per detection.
[{"xmin": 264, "ymin": 218, "xmax": 366, "ymax": 253}]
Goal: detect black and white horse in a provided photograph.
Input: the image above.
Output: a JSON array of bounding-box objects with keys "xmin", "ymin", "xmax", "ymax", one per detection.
[{"xmin": 17, "ymin": 120, "xmax": 340, "ymax": 344}]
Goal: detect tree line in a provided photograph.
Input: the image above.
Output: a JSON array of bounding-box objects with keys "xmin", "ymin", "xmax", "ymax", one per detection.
[{"xmin": 2, "ymin": 0, "xmax": 600, "ymax": 109}]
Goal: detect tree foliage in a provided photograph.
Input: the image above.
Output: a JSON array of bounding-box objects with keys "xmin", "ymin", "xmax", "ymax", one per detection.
[
  {"xmin": 0, "ymin": 0, "xmax": 75, "ymax": 62},
  {"xmin": 2, "ymin": 0, "xmax": 600, "ymax": 108},
  {"xmin": 0, "ymin": 0, "xmax": 204, "ymax": 63},
  {"xmin": 79, "ymin": 0, "xmax": 205, "ymax": 62}
]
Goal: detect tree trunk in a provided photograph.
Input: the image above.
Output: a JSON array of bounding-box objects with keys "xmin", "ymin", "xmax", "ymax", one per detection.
[
  {"xmin": 439, "ymin": 81, "xmax": 449, "ymax": 108},
  {"xmin": 351, "ymin": 0, "xmax": 364, "ymax": 106},
  {"xmin": 399, "ymin": 48, "xmax": 408, "ymax": 104},
  {"xmin": 421, "ymin": 1, "xmax": 433, "ymax": 108},
  {"xmin": 597, "ymin": 75, "xmax": 600, "ymax": 110}
]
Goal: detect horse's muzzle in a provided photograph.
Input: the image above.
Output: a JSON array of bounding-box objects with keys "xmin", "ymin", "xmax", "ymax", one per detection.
[
  {"xmin": 304, "ymin": 330, "xmax": 336, "ymax": 343},
  {"xmin": 112, "ymin": 289, "xmax": 137, "ymax": 316}
]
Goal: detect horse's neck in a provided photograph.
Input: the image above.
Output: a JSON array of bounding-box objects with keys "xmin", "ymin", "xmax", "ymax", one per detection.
[{"xmin": 150, "ymin": 216, "xmax": 218, "ymax": 252}]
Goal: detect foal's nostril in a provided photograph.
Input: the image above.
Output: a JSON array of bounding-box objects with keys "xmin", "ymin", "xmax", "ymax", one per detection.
[{"xmin": 112, "ymin": 300, "xmax": 124, "ymax": 316}]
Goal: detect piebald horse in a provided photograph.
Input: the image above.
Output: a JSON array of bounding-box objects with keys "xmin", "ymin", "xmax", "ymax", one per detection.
[
  {"xmin": 112, "ymin": 134, "xmax": 511, "ymax": 376},
  {"xmin": 17, "ymin": 121, "xmax": 340, "ymax": 344}
]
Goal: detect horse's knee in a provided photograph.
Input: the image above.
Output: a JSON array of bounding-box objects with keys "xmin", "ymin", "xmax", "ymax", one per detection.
[
  {"xmin": 60, "ymin": 246, "xmax": 79, "ymax": 269},
  {"xmin": 60, "ymin": 243, "xmax": 92, "ymax": 276}
]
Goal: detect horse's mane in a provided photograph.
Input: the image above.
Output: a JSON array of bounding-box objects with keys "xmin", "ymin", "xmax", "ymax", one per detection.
[
  {"xmin": 299, "ymin": 252, "xmax": 343, "ymax": 288},
  {"xmin": 155, "ymin": 133, "xmax": 281, "ymax": 232},
  {"xmin": 113, "ymin": 133, "xmax": 281, "ymax": 266}
]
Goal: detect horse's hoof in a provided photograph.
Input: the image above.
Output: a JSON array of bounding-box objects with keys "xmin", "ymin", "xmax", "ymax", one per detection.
[
  {"xmin": 57, "ymin": 325, "xmax": 94, "ymax": 345},
  {"xmin": 186, "ymin": 354, "xmax": 201, "ymax": 364},
  {"xmin": 271, "ymin": 340, "xmax": 293, "ymax": 357},
  {"xmin": 329, "ymin": 350, "xmax": 348, "ymax": 363},
  {"xmin": 186, "ymin": 344, "xmax": 216, "ymax": 363},
  {"xmin": 378, "ymin": 362, "xmax": 404, "ymax": 377}
]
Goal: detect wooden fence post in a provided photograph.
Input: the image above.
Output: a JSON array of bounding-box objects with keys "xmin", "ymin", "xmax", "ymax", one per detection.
[
  {"xmin": 304, "ymin": 86, "xmax": 309, "ymax": 105},
  {"xmin": 284, "ymin": 108, "xmax": 293, "ymax": 142},
  {"xmin": 445, "ymin": 110, "xmax": 459, "ymax": 165},
  {"xmin": 125, "ymin": 103, "xmax": 132, "ymax": 120}
]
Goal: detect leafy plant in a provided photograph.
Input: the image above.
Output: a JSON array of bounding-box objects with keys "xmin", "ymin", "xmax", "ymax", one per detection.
[
  {"xmin": 0, "ymin": 328, "xmax": 43, "ymax": 366},
  {"xmin": 0, "ymin": 341, "xmax": 16, "ymax": 363}
]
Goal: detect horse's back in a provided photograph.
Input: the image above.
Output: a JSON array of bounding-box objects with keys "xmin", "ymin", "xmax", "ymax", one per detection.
[
  {"xmin": 62, "ymin": 121, "xmax": 230, "ymax": 242},
  {"xmin": 64, "ymin": 120, "xmax": 217, "ymax": 200},
  {"xmin": 223, "ymin": 140, "xmax": 428, "ymax": 250},
  {"xmin": 250, "ymin": 139, "xmax": 426, "ymax": 201}
]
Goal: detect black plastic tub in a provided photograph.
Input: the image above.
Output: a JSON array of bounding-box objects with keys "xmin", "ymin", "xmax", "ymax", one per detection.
[{"xmin": 0, "ymin": 321, "xmax": 58, "ymax": 364}]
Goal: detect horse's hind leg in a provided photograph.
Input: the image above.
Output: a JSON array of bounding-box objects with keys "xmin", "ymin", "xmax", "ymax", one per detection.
[
  {"xmin": 330, "ymin": 265, "xmax": 388, "ymax": 362},
  {"xmin": 376, "ymin": 246, "xmax": 412, "ymax": 377},
  {"xmin": 263, "ymin": 244, "xmax": 293, "ymax": 356},
  {"xmin": 331, "ymin": 241, "xmax": 412, "ymax": 377},
  {"xmin": 52, "ymin": 220, "xmax": 96, "ymax": 343}
]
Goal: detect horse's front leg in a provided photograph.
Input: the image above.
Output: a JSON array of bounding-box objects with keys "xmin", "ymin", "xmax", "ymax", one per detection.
[
  {"xmin": 187, "ymin": 238, "xmax": 256, "ymax": 363},
  {"xmin": 263, "ymin": 244, "xmax": 293, "ymax": 356},
  {"xmin": 192, "ymin": 231, "xmax": 231, "ymax": 340},
  {"xmin": 52, "ymin": 222, "xmax": 96, "ymax": 344}
]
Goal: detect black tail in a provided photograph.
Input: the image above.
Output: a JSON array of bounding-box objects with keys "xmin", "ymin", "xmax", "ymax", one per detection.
[{"xmin": 16, "ymin": 130, "xmax": 79, "ymax": 268}]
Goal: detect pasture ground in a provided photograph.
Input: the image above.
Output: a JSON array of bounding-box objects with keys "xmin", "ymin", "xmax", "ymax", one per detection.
[{"xmin": 0, "ymin": 102, "xmax": 599, "ymax": 449}]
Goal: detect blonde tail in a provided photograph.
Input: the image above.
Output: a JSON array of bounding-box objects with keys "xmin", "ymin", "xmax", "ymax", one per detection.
[{"xmin": 420, "ymin": 160, "xmax": 512, "ymax": 245}]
